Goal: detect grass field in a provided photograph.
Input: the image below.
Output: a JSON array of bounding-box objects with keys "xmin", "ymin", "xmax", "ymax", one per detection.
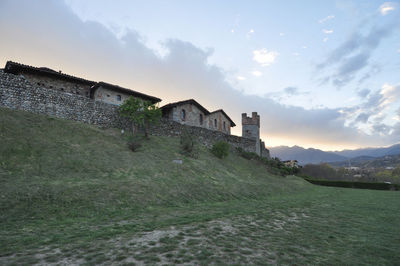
[{"xmin": 1, "ymin": 107, "xmax": 400, "ymax": 265}]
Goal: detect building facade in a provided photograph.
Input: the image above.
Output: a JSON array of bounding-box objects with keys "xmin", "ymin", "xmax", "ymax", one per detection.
[
  {"xmin": 4, "ymin": 61, "xmax": 95, "ymax": 96},
  {"xmin": 90, "ymin": 82, "xmax": 161, "ymax": 105},
  {"xmin": 161, "ymin": 99, "xmax": 235, "ymax": 134}
]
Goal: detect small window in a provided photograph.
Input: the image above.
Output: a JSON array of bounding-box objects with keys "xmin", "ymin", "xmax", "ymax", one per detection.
[
  {"xmin": 60, "ymin": 88, "xmax": 64, "ymax": 91},
  {"xmin": 214, "ymin": 119, "xmax": 217, "ymax": 128},
  {"xmin": 49, "ymin": 85, "xmax": 53, "ymax": 89},
  {"xmin": 199, "ymin": 114, "xmax": 203, "ymax": 125},
  {"xmin": 181, "ymin": 109, "xmax": 186, "ymax": 121},
  {"xmin": 223, "ymin": 121, "xmax": 226, "ymax": 130},
  {"xmin": 116, "ymin": 95, "xmax": 121, "ymax": 101}
]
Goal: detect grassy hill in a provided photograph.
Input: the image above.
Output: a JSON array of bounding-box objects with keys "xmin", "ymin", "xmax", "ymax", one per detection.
[{"xmin": 1, "ymin": 107, "xmax": 400, "ymax": 265}]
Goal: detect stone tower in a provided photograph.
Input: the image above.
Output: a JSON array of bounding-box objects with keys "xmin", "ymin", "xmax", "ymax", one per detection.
[{"xmin": 242, "ymin": 112, "xmax": 261, "ymax": 155}]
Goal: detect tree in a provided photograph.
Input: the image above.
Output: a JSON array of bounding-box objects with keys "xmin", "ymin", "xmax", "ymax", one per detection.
[{"xmin": 119, "ymin": 97, "xmax": 161, "ymax": 138}]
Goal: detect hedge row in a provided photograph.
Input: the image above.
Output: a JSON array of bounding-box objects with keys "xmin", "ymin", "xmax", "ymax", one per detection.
[{"xmin": 304, "ymin": 178, "xmax": 400, "ymax": 191}]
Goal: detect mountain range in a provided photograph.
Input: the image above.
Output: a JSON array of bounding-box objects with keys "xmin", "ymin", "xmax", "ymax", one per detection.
[{"xmin": 269, "ymin": 144, "xmax": 400, "ymax": 165}]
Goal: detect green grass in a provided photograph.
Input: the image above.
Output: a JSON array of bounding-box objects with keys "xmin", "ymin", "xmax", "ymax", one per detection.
[{"xmin": 1, "ymin": 107, "xmax": 400, "ymax": 265}]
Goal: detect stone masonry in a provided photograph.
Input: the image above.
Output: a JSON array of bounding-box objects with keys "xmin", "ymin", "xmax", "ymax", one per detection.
[{"xmin": 0, "ymin": 70, "xmax": 259, "ymax": 154}]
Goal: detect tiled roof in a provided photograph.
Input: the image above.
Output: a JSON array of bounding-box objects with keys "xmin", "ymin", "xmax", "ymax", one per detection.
[
  {"xmin": 91, "ymin": 82, "xmax": 161, "ymax": 104},
  {"xmin": 4, "ymin": 61, "xmax": 95, "ymax": 85},
  {"xmin": 161, "ymin": 99, "xmax": 210, "ymax": 115}
]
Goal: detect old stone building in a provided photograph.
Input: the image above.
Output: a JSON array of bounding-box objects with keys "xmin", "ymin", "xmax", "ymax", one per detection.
[
  {"xmin": 161, "ymin": 99, "xmax": 236, "ymax": 134},
  {"xmin": 207, "ymin": 109, "xmax": 235, "ymax": 135},
  {"xmin": 242, "ymin": 112, "xmax": 269, "ymax": 157},
  {"xmin": 2, "ymin": 60, "xmax": 269, "ymax": 156},
  {"xmin": 90, "ymin": 82, "xmax": 161, "ymax": 105},
  {"xmin": 161, "ymin": 99, "xmax": 210, "ymax": 128},
  {"xmin": 4, "ymin": 61, "xmax": 95, "ymax": 96},
  {"xmin": 4, "ymin": 61, "xmax": 161, "ymax": 106}
]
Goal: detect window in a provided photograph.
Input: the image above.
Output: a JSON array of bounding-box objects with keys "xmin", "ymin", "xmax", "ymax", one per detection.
[
  {"xmin": 214, "ymin": 119, "xmax": 217, "ymax": 128},
  {"xmin": 223, "ymin": 121, "xmax": 226, "ymax": 130},
  {"xmin": 199, "ymin": 114, "xmax": 203, "ymax": 125},
  {"xmin": 181, "ymin": 109, "xmax": 186, "ymax": 121},
  {"xmin": 116, "ymin": 95, "xmax": 122, "ymax": 101}
]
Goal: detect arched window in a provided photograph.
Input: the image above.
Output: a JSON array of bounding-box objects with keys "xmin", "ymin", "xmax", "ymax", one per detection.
[
  {"xmin": 214, "ymin": 119, "xmax": 217, "ymax": 128},
  {"xmin": 181, "ymin": 109, "xmax": 186, "ymax": 121},
  {"xmin": 199, "ymin": 114, "xmax": 203, "ymax": 125},
  {"xmin": 223, "ymin": 121, "xmax": 226, "ymax": 130},
  {"xmin": 116, "ymin": 95, "xmax": 122, "ymax": 101}
]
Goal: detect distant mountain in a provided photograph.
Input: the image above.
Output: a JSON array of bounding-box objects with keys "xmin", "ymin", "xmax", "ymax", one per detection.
[
  {"xmin": 269, "ymin": 146, "xmax": 347, "ymax": 165},
  {"xmin": 333, "ymin": 144, "xmax": 400, "ymax": 158}
]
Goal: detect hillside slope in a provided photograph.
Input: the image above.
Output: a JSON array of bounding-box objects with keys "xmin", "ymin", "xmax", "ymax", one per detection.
[
  {"xmin": 2, "ymin": 107, "xmax": 400, "ymax": 265},
  {"xmin": 0, "ymin": 107, "xmax": 307, "ymax": 220}
]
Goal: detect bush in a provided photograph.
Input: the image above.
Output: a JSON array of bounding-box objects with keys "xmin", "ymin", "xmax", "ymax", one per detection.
[
  {"xmin": 180, "ymin": 129, "xmax": 197, "ymax": 157},
  {"xmin": 211, "ymin": 141, "xmax": 230, "ymax": 159},
  {"xmin": 235, "ymin": 147, "xmax": 259, "ymax": 160}
]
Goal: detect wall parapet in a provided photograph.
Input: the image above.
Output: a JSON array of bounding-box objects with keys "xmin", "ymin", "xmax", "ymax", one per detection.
[{"xmin": 0, "ymin": 69, "xmax": 258, "ymax": 153}]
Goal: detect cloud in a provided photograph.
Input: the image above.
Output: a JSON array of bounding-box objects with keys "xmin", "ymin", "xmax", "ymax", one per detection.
[
  {"xmin": 317, "ymin": 16, "xmax": 399, "ymax": 87},
  {"xmin": 237, "ymin": 76, "xmax": 246, "ymax": 80},
  {"xmin": 251, "ymin": 70, "xmax": 262, "ymax": 77},
  {"xmin": 318, "ymin": 15, "xmax": 335, "ymax": 23},
  {"xmin": 355, "ymin": 112, "xmax": 370, "ymax": 123},
  {"xmin": 323, "ymin": 37, "xmax": 329, "ymax": 42},
  {"xmin": 252, "ymin": 49, "xmax": 279, "ymax": 67},
  {"xmin": 284, "ymin": 87, "xmax": 299, "ymax": 95},
  {"xmin": 0, "ymin": 0, "xmax": 399, "ymax": 148},
  {"xmin": 380, "ymin": 83, "xmax": 400, "ymax": 108},
  {"xmin": 357, "ymin": 88, "xmax": 371, "ymax": 98},
  {"xmin": 379, "ymin": 2, "xmax": 396, "ymax": 15},
  {"xmin": 322, "ymin": 29, "xmax": 334, "ymax": 34},
  {"xmin": 279, "ymin": 32, "xmax": 285, "ymax": 36}
]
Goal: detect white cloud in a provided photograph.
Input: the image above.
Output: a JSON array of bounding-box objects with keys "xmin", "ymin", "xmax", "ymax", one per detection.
[
  {"xmin": 302, "ymin": 46, "xmax": 307, "ymax": 49},
  {"xmin": 397, "ymin": 48, "xmax": 400, "ymax": 53},
  {"xmin": 292, "ymin": 52, "xmax": 300, "ymax": 56},
  {"xmin": 379, "ymin": 2, "xmax": 396, "ymax": 15},
  {"xmin": 251, "ymin": 70, "xmax": 262, "ymax": 77},
  {"xmin": 231, "ymin": 29, "xmax": 235, "ymax": 33},
  {"xmin": 323, "ymin": 37, "xmax": 329, "ymax": 42},
  {"xmin": 279, "ymin": 32, "xmax": 285, "ymax": 36},
  {"xmin": 237, "ymin": 75, "xmax": 246, "ymax": 80},
  {"xmin": 318, "ymin": 15, "xmax": 335, "ymax": 24},
  {"xmin": 252, "ymin": 48, "xmax": 279, "ymax": 67},
  {"xmin": 323, "ymin": 29, "xmax": 334, "ymax": 34},
  {"xmin": 380, "ymin": 83, "xmax": 400, "ymax": 108}
]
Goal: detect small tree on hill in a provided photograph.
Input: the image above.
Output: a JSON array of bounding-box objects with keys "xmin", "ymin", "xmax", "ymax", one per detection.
[{"xmin": 119, "ymin": 96, "xmax": 161, "ymax": 138}]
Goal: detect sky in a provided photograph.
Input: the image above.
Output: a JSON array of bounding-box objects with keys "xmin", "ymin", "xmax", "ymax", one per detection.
[{"xmin": 0, "ymin": 0, "xmax": 399, "ymax": 151}]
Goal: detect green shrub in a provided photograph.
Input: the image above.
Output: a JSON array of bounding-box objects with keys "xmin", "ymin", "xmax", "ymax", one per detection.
[
  {"xmin": 211, "ymin": 141, "xmax": 230, "ymax": 159},
  {"xmin": 180, "ymin": 129, "xmax": 197, "ymax": 157},
  {"xmin": 235, "ymin": 147, "xmax": 259, "ymax": 160}
]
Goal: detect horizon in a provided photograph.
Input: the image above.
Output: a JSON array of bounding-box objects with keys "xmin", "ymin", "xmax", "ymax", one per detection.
[{"xmin": 0, "ymin": 0, "xmax": 399, "ymax": 150}]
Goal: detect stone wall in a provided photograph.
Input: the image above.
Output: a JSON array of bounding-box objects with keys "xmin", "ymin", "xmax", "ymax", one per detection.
[
  {"xmin": 0, "ymin": 70, "xmax": 259, "ymax": 154},
  {"xmin": 150, "ymin": 119, "xmax": 257, "ymax": 152},
  {"xmin": 21, "ymin": 72, "xmax": 93, "ymax": 97},
  {"xmin": 0, "ymin": 70, "xmax": 129, "ymax": 129}
]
